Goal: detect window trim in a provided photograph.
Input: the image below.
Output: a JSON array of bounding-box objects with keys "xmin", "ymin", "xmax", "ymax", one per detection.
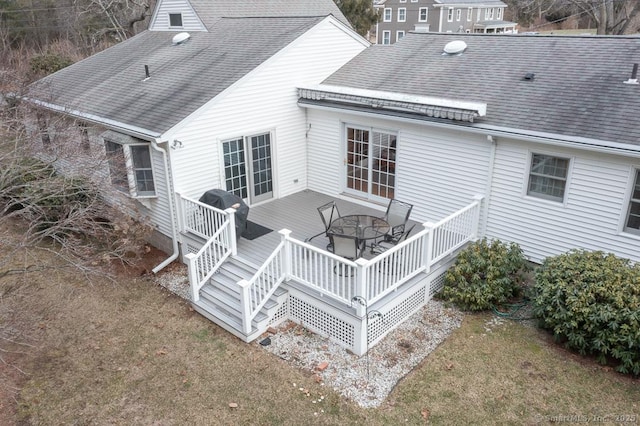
[
  {"xmin": 396, "ymin": 30, "xmax": 405, "ymax": 42},
  {"xmin": 447, "ymin": 7, "xmax": 454, "ymax": 22},
  {"xmin": 623, "ymin": 167, "xmax": 640, "ymax": 236},
  {"xmin": 525, "ymin": 152, "xmax": 571, "ymax": 204},
  {"xmin": 497, "ymin": 7, "xmax": 503, "ymax": 20},
  {"xmin": 103, "ymin": 136, "xmax": 157, "ymax": 198},
  {"xmin": 383, "ymin": 8, "xmax": 392, "ymax": 22},
  {"xmin": 456, "ymin": 9, "xmax": 461, "ymax": 21},
  {"xmin": 382, "ymin": 30, "xmax": 391, "ymax": 44},
  {"xmin": 419, "ymin": 7, "xmax": 428, "ymax": 22},
  {"xmin": 168, "ymin": 12, "xmax": 183, "ymax": 28},
  {"xmin": 398, "ymin": 7, "xmax": 406, "ymax": 22},
  {"xmin": 467, "ymin": 7, "xmax": 473, "ymax": 21}
]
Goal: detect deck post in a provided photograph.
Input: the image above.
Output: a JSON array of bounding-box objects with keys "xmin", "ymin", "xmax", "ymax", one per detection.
[
  {"xmin": 279, "ymin": 229, "xmax": 292, "ymax": 280},
  {"xmin": 238, "ymin": 279, "xmax": 252, "ymax": 334},
  {"xmin": 353, "ymin": 316, "xmax": 368, "ymax": 356},
  {"xmin": 354, "ymin": 258, "xmax": 369, "ymax": 318},
  {"xmin": 423, "ymin": 222, "xmax": 435, "ymax": 275},
  {"xmin": 471, "ymin": 195, "xmax": 484, "ymax": 240},
  {"xmin": 186, "ymin": 253, "xmax": 199, "ymax": 302},
  {"xmin": 225, "ymin": 207, "xmax": 238, "ymax": 256}
]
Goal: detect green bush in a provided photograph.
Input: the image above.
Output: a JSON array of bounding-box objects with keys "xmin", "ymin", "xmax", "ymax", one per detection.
[
  {"xmin": 532, "ymin": 250, "xmax": 640, "ymax": 375},
  {"xmin": 30, "ymin": 53, "xmax": 74, "ymax": 75},
  {"xmin": 441, "ymin": 238, "xmax": 530, "ymax": 311}
]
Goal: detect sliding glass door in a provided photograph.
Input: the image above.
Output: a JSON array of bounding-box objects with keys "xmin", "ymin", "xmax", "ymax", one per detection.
[{"xmin": 345, "ymin": 125, "xmax": 396, "ymax": 201}]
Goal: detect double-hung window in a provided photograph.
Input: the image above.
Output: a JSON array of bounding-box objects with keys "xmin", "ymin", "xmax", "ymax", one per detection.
[
  {"xmin": 497, "ymin": 8, "xmax": 503, "ymax": 20},
  {"xmin": 467, "ymin": 7, "xmax": 473, "ymax": 21},
  {"xmin": 456, "ymin": 9, "xmax": 461, "ymax": 21},
  {"xmin": 397, "ymin": 30, "xmax": 405, "ymax": 42},
  {"xmin": 103, "ymin": 132, "xmax": 156, "ymax": 198},
  {"xmin": 398, "ymin": 8, "xmax": 406, "ymax": 22},
  {"xmin": 419, "ymin": 7, "xmax": 428, "ymax": 22},
  {"xmin": 447, "ymin": 8, "xmax": 454, "ymax": 22},
  {"xmin": 527, "ymin": 153, "xmax": 569, "ymax": 202},
  {"xmin": 382, "ymin": 30, "xmax": 391, "ymax": 44},
  {"xmin": 625, "ymin": 169, "xmax": 640, "ymax": 235},
  {"xmin": 383, "ymin": 8, "xmax": 392, "ymax": 22}
]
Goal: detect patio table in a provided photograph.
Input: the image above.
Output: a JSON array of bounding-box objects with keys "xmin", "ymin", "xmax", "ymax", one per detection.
[{"xmin": 328, "ymin": 214, "xmax": 390, "ymax": 241}]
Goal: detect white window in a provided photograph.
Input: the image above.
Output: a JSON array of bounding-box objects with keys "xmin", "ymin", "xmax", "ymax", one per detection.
[
  {"xmin": 382, "ymin": 30, "xmax": 391, "ymax": 44},
  {"xmin": 485, "ymin": 8, "xmax": 490, "ymax": 20},
  {"xmin": 400, "ymin": 0, "xmax": 406, "ymax": 2},
  {"xmin": 467, "ymin": 7, "xmax": 473, "ymax": 21},
  {"xmin": 477, "ymin": 8, "xmax": 482, "ymax": 21},
  {"xmin": 397, "ymin": 30, "xmax": 405, "ymax": 41},
  {"xmin": 383, "ymin": 8, "xmax": 392, "ymax": 22},
  {"xmin": 625, "ymin": 169, "xmax": 640, "ymax": 235},
  {"xmin": 527, "ymin": 153, "xmax": 569, "ymax": 202},
  {"xmin": 411, "ymin": 0, "xmax": 418, "ymax": 2},
  {"xmin": 447, "ymin": 7, "xmax": 454, "ymax": 22},
  {"xmin": 497, "ymin": 7, "xmax": 503, "ymax": 20},
  {"xmin": 168, "ymin": 13, "xmax": 183, "ymax": 28},
  {"xmin": 456, "ymin": 9, "xmax": 461, "ymax": 21},
  {"xmin": 487, "ymin": 8, "xmax": 495, "ymax": 20},
  {"xmin": 398, "ymin": 8, "xmax": 406, "ymax": 22},
  {"xmin": 419, "ymin": 7, "xmax": 428, "ymax": 22},
  {"xmin": 104, "ymin": 139, "xmax": 156, "ymax": 197}
]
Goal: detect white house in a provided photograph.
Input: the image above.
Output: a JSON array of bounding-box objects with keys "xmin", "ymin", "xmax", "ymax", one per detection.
[{"xmin": 27, "ymin": 0, "xmax": 640, "ymax": 355}]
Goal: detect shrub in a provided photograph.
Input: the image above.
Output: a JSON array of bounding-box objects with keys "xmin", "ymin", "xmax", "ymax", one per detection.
[
  {"xmin": 532, "ymin": 250, "xmax": 640, "ymax": 375},
  {"xmin": 30, "ymin": 53, "xmax": 74, "ymax": 75},
  {"xmin": 441, "ymin": 238, "xmax": 530, "ymax": 311}
]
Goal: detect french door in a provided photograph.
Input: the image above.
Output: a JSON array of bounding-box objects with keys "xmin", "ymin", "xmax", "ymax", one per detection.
[
  {"xmin": 345, "ymin": 125, "xmax": 396, "ymax": 201},
  {"xmin": 222, "ymin": 132, "xmax": 274, "ymax": 204}
]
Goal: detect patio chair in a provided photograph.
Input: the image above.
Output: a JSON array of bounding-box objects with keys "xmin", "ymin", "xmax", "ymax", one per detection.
[
  {"xmin": 381, "ymin": 199, "xmax": 413, "ymax": 242},
  {"xmin": 331, "ymin": 233, "xmax": 363, "ymax": 276},
  {"xmin": 371, "ymin": 224, "xmax": 416, "ymax": 255},
  {"xmin": 304, "ymin": 201, "xmax": 341, "ymax": 251}
]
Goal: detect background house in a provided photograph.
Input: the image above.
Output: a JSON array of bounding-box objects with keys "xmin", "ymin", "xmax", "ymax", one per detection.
[{"xmin": 374, "ymin": 0, "xmax": 517, "ymax": 44}]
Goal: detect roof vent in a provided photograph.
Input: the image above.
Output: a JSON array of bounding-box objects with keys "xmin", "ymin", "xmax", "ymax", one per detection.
[
  {"xmin": 624, "ymin": 63, "xmax": 639, "ymax": 85},
  {"xmin": 523, "ymin": 72, "xmax": 535, "ymax": 81},
  {"xmin": 443, "ymin": 40, "xmax": 467, "ymax": 55},
  {"xmin": 172, "ymin": 32, "xmax": 190, "ymax": 45}
]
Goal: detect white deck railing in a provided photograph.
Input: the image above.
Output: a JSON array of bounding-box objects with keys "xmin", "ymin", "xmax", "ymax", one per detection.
[
  {"xmin": 185, "ymin": 195, "xmax": 483, "ymax": 331},
  {"xmin": 181, "ymin": 195, "xmax": 237, "ymax": 302}
]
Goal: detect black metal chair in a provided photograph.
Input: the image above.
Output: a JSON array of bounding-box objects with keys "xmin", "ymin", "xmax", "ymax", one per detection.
[
  {"xmin": 331, "ymin": 233, "xmax": 363, "ymax": 276},
  {"xmin": 304, "ymin": 201, "xmax": 341, "ymax": 251},
  {"xmin": 371, "ymin": 224, "xmax": 416, "ymax": 255},
  {"xmin": 381, "ymin": 199, "xmax": 413, "ymax": 242}
]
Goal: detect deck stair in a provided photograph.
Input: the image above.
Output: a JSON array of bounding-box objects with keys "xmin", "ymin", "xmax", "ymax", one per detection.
[{"xmin": 191, "ymin": 257, "xmax": 288, "ymax": 342}]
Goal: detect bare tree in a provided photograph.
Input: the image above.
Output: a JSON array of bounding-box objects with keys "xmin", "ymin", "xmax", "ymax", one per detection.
[{"xmin": 566, "ymin": 0, "xmax": 640, "ymax": 34}]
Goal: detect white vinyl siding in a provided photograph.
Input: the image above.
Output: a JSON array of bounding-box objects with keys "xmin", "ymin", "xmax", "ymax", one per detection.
[
  {"xmin": 486, "ymin": 140, "xmax": 640, "ymax": 263},
  {"xmin": 306, "ymin": 109, "xmax": 490, "ymax": 223},
  {"xmin": 150, "ymin": 0, "xmax": 206, "ymax": 31},
  {"xmin": 164, "ymin": 18, "xmax": 368, "ymax": 203}
]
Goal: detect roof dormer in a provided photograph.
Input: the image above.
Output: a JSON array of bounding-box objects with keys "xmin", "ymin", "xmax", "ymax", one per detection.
[{"xmin": 149, "ymin": 0, "xmax": 206, "ymax": 32}]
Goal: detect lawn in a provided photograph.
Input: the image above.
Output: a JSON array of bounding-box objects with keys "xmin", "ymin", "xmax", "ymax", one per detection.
[{"xmin": 1, "ymin": 224, "xmax": 638, "ymax": 425}]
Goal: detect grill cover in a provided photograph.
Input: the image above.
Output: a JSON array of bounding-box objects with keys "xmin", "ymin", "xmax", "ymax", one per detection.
[{"xmin": 198, "ymin": 189, "xmax": 249, "ymax": 239}]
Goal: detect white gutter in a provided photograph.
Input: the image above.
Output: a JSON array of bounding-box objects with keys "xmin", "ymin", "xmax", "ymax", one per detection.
[
  {"xmin": 481, "ymin": 135, "xmax": 497, "ymax": 237},
  {"xmin": 150, "ymin": 139, "xmax": 180, "ymax": 274}
]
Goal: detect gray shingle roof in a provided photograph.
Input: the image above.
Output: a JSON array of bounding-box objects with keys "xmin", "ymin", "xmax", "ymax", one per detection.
[
  {"xmin": 188, "ymin": 0, "xmax": 350, "ymax": 27},
  {"xmin": 29, "ymin": 17, "xmax": 324, "ymax": 136},
  {"xmin": 434, "ymin": 0, "xmax": 506, "ymax": 5},
  {"xmin": 322, "ymin": 33, "xmax": 640, "ymax": 146}
]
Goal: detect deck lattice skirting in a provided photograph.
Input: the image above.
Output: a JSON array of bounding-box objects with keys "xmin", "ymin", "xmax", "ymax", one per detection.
[{"xmin": 179, "ymin": 193, "xmax": 483, "ymax": 355}]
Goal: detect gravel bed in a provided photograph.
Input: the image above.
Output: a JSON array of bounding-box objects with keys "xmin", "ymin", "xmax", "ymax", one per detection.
[
  {"xmin": 154, "ymin": 267, "xmax": 464, "ymax": 408},
  {"xmin": 259, "ymin": 301, "xmax": 463, "ymax": 408}
]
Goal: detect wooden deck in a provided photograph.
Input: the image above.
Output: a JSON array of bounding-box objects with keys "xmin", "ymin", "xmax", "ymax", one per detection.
[{"xmin": 236, "ymin": 190, "xmax": 417, "ymax": 266}]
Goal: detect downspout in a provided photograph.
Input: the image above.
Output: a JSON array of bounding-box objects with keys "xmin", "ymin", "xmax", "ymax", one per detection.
[
  {"xmin": 150, "ymin": 139, "xmax": 179, "ymax": 273},
  {"xmin": 480, "ymin": 135, "xmax": 497, "ymax": 238}
]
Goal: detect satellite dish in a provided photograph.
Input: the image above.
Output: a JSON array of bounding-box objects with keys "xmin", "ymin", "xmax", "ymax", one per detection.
[
  {"xmin": 172, "ymin": 32, "xmax": 190, "ymax": 45},
  {"xmin": 443, "ymin": 40, "xmax": 467, "ymax": 55}
]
